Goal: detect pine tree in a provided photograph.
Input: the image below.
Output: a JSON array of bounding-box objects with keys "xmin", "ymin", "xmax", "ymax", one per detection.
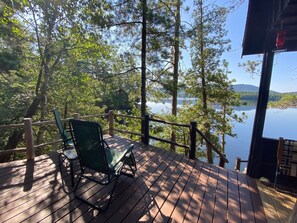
[{"xmin": 186, "ymin": 0, "xmax": 233, "ymax": 163}]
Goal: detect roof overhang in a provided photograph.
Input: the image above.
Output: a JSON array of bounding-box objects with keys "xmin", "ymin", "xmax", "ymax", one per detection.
[{"xmin": 242, "ymin": 0, "xmax": 297, "ymax": 56}]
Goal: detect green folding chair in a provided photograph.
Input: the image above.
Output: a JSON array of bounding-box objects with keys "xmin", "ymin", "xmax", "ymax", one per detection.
[
  {"xmin": 69, "ymin": 119, "xmax": 136, "ymax": 211},
  {"xmin": 53, "ymin": 108, "xmax": 78, "ymax": 186}
]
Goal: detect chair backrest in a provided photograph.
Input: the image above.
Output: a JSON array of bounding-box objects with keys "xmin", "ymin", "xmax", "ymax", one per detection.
[
  {"xmin": 53, "ymin": 108, "xmax": 71, "ymax": 144},
  {"xmin": 278, "ymin": 137, "xmax": 297, "ymax": 177},
  {"xmin": 69, "ymin": 119, "xmax": 110, "ymax": 174}
]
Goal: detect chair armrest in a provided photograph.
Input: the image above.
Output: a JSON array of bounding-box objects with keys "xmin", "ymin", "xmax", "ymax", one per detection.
[
  {"xmin": 103, "ymin": 140, "xmax": 110, "ymax": 149},
  {"xmin": 111, "ymin": 144, "xmax": 134, "ymax": 174}
]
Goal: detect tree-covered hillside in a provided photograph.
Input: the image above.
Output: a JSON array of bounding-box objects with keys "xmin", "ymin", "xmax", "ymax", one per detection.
[
  {"xmin": 238, "ymin": 92, "xmax": 282, "ymax": 102},
  {"xmin": 232, "ymin": 84, "xmax": 297, "ymax": 105}
]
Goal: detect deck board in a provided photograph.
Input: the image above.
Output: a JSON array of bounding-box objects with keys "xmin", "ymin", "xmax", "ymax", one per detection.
[
  {"xmin": 183, "ymin": 162, "xmax": 212, "ymax": 223},
  {"xmin": 0, "ymin": 135, "xmax": 267, "ymax": 223},
  {"xmin": 238, "ymin": 171, "xmax": 256, "ymax": 223},
  {"xmin": 213, "ymin": 167, "xmax": 228, "ymax": 223},
  {"xmin": 257, "ymin": 181, "xmax": 296, "ymax": 223}
]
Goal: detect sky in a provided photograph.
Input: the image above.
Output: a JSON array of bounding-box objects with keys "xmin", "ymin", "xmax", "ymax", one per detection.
[{"xmin": 183, "ymin": 0, "xmax": 297, "ymax": 93}]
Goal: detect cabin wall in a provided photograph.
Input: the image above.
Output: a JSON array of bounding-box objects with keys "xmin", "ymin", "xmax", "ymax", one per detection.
[
  {"xmin": 247, "ymin": 137, "xmax": 278, "ymax": 180},
  {"xmin": 259, "ymin": 137, "xmax": 278, "ymax": 179}
]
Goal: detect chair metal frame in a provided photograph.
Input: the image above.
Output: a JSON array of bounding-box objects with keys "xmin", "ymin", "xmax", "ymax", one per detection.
[
  {"xmin": 69, "ymin": 119, "xmax": 136, "ymax": 211},
  {"xmin": 53, "ymin": 108, "xmax": 78, "ymax": 186}
]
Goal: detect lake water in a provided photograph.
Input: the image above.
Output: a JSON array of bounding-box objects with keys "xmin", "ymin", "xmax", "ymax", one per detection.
[{"xmin": 148, "ymin": 100, "xmax": 297, "ymax": 170}]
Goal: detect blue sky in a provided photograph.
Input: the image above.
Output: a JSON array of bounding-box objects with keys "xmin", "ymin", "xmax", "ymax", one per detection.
[
  {"xmin": 225, "ymin": 1, "xmax": 297, "ymax": 93},
  {"xmin": 183, "ymin": 0, "xmax": 297, "ymax": 93}
]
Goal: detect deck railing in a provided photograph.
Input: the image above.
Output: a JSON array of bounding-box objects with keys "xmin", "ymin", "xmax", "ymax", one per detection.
[{"xmin": 0, "ymin": 110, "xmax": 229, "ymax": 167}]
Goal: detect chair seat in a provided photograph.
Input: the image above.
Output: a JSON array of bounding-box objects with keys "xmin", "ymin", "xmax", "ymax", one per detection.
[
  {"xmin": 63, "ymin": 147, "xmax": 78, "ymax": 160},
  {"xmin": 107, "ymin": 148, "xmax": 128, "ymax": 168},
  {"xmin": 69, "ymin": 119, "xmax": 137, "ymax": 211}
]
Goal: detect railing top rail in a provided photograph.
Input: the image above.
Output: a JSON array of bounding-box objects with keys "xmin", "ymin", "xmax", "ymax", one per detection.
[
  {"xmin": 115, "ymin": 113, "xmax": 144, "ymax": 120},
  {"xmin": 81, "ymin": 114, "xmax": 108, "ymax": 119},
  {"xmin": 0, "ymin": 123, "xmax": 24, "ymax": 129},
  {"xmin": 149, "ymin": 135, "xmax": 189, "ymax": 149},
  {"xmin": 196, "ymin": 128, "xmax": 229, "ymax": 163},
  {"xmin": 32, "ymin": 120, "xmax": 56, "ymax": 126},
  {"xmin": 149, "ymin": 117, "xmax": 190, "ymax": 128}
]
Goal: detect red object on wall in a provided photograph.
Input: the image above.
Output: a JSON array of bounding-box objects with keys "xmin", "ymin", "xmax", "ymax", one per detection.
[{"xmin": 276, "ymin": 31, "xmax": 286, "ymax": 49}]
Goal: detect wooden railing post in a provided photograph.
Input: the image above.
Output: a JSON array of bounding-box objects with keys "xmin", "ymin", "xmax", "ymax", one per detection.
[
  {"xmin": 142, "ymin": 114, "xmax": 149, "ymax": 145},
  {"xmin": 24, "ymin": 118, "xmax": 35, "ymax": 160},
  {"xmin": 73, "ymin": 113, "xmax": 80, "ymax": 120},
  {"xmin": 235, "ymin": 157, "xmax": 242, "ymax": 171},
  {"xmin": 219, "ymin": 153, "xmax": 226, "ymax": 168},
  {"xmin": 189, "ymin": 121, "xmax": 197, "ymax": 160},
  {"xmin": 109, "ymin": 110, "xmax": 114, "ymax": 136}
]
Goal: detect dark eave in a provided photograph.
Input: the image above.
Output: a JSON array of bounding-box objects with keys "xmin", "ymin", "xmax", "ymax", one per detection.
[{"xmin": 242, "ymin": 0, "xmax": 297, "ymax": 56}]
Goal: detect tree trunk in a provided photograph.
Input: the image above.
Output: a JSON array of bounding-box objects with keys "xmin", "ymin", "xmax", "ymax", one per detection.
[
  {"xmin": 170, "ymin": 0, "xmax": 181, "ymax": 152},
  {"xmin": 141, "ymin": 0, "xmax": 147, "ymax": 142},
  {"xmin": 1, "ymin": 96, "xmax": 41, "ymax": 162},
  {"xmin": 198, "ymin": 0, "xmax": 213, "ymax": 164},
  {"xmin": 36, "ymin": 45, "xmax": 51, "ymax": 146}
]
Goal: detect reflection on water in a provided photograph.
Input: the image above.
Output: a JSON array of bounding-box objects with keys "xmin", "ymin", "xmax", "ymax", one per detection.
[{"xmin": 148, "ymin": 100, "xmax": 297, "ymax": 170}]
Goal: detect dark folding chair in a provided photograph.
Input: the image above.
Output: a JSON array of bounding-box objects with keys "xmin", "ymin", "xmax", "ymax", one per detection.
[
  {"xmin": 274, "ymin": 137, "xmax": 297, "ymax": 194},
  {"xmin": 53, "ymin": 108, "xmax": 78, "ymax": 186},
  {"xmin": 69, "ymin": 119, "xmax": 136, "ymax": 211}
]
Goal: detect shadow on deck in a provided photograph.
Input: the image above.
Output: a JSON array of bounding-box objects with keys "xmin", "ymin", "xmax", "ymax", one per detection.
[{"xmin": 0, "ymin": 135, "xmax": 267, "ymax": 222}]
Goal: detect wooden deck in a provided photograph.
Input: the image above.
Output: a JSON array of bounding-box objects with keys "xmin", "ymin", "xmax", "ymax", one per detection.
[
  {"xmin": 0, "ymin": 135, "xmax": 267, "ymax": 222},
  {"xmin": 257, "ymin": 181, "xmax": 296, "ymax": 223}
]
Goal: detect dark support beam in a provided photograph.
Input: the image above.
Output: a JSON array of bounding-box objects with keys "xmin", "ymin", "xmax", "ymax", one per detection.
[
  {"xmin": 247, "ymin": 50, "xmax": 275, "ymax": 178},
  {"xmin": 219, "ymin": 154, "xmax": 226, "ymax": 168},
  {"xmin": 140, "ymin": 0, "xmax": 147, "ymax": 141},
  {"xmin": 189, "ymin": 121, "xmax": 197, "ymax": 160},
  {"xmin": 142, "ymin": 114, "xmax": 150, "ymax": 145}
]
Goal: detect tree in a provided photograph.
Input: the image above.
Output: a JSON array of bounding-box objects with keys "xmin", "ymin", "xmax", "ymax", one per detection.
[
  {"xmin": 104, "ymin": 0, "xmax": 185, "ymax": 145},
  {"xmin": 213, "ymin": 61, "xmax": 245, "ymax": 153},
  {"xmin": 168, "ymin": 0, "xmax": 181, "ymax": 152},
  {"xmin": 141, "ymin": 0, "xmax": 148, "ymax": 141},
  {"xmin": 238, "ymin": 57, "xmax": 262, "ymax": 78},
  {"xmin": 0, "ymin": 0, "xmax": 114, "ymax": 160},
  {"xmin": 185, "ymin": 0, "xmax": 233, "ymax": 163},
  {"xmin": 0, "ymin": 0, "xmax": 38, "ymax": 160},
  {"xmin": 145, "ymin": 0, "xmax": 186, "ymax": 151}
]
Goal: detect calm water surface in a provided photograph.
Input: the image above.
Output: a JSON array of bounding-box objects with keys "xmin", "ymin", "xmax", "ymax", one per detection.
[{"xmin": 148, "ymin": 101, "xmax": 297, "ymax": 170}]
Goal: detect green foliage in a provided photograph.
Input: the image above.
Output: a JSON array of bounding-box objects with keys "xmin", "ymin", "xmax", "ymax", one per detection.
[
  {"xmin": 0, "ymin": 0, "xmax": 248, "ymax": 165},
  {"xmin": 182, "ymin": 0, "xmax": 244, "ymax": 163},
  {"xmin": 0, "ymin": 0, "xmax": 139, "ymax": 154},
  {"xmin": 238, "ymin": 92, "xmax": 281, "ymax": 101},
  {"xmin": 269, "ymin": 94, "xmax": 297, "ymax": 109},
  {"xmin": 238, "ymin": 57, "xmax": 262, "ymax": 78}
]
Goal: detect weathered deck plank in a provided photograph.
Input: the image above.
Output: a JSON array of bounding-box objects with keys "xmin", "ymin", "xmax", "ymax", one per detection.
[
  {"xmin": 183, "ymin": 162, "xmax": 210, "ymax": 223},
  {"xmin": 213, "ymin": 167, "xmax": 228, "ymax": 223},
  {"xmin": 257, "ymin": 180, "xmax": 296, "ymax": 223},
  {"xmin": 0, "ymin": 135, "xmax": 267, "ymax": 223},
  {"xmin": 227, "ymin": 168, "xmax": 241, "ymax": 223}
]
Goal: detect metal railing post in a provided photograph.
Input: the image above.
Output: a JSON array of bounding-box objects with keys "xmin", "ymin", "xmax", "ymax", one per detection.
[
  {"xmin": 109, "ymin": 110, "xmax": 114, "ymax": 136},
  {"xmin": 219, "ymin": 154, "xmax": 226, "ymax": 168},
  {"xmin": 24, "ymin": 118, "xmax": 35, "ymax": 160},
  {"xmin": 235, "ymin": 157, "xmax": 241, "ymax": 171},
  {"xmin": 189, "ymin": 121, "xmax": 197, "ymax": 160},
  {"xmin": 142, "ymin": 114, "xmax": 150, "ymax": 145}
]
